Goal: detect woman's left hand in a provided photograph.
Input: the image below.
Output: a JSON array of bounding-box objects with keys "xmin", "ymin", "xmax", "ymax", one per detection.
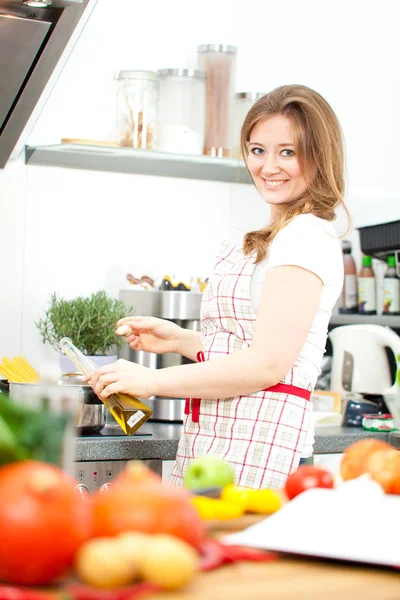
[{"xmin": 84, "ymin": 359, "xmax": 157, "ymax": 400}]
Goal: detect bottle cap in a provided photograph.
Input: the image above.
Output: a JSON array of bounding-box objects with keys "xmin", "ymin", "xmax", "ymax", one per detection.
[
  {"xmin": 362, "ymin": 255, "xmax": 372, "ymax": 267},
  {"xmin": 387, "ymin": 255, "xmax": 396, "ymax": 267},
  {"xmin": 342, "ymin": 240, "xmax": 352, "ymax": 254}
]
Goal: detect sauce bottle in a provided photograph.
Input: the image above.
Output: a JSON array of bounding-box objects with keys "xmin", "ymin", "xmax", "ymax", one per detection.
[
  {"xmin": 357, "ymin": 255, "xmax": 376, "ymax": 315},
  {"xmin": 383, "ymin": 255, "xmax": 400, "ymax": 315},
  {"xmin": 339, "ymin": 240, "xmax": 358, "ymax": 314},
  {"xmin": 59, "ymin": 337, "xmax": 152, "ymax": 435}
]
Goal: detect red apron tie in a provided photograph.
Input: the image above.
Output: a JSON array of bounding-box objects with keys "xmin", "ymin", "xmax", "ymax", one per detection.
[
  {"xmin": 264, "ymin": 383, "xmax": 311, "ymax": 401},
  {"xmin": 184, "ymin": 353, "xmax": 311, "ymax": 423},
  {"xmin": 184, "ymin": 351, "xmax": 205, "ymax": 423}
]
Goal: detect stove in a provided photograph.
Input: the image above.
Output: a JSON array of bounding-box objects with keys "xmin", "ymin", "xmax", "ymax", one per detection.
[{"xmin": 74, "ymin": 426, "xmax": 157, "ymax": 494}]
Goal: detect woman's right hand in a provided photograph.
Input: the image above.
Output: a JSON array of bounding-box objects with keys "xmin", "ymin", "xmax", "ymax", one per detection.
[{"xmin": 115, "ymin": 316, "xmax": 184, "ymax": 355}]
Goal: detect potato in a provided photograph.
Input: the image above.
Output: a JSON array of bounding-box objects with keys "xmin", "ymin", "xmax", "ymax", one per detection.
[
  {"xmin": 75, "ymin": 537, "xmax": 134, "ymax": 588},
  {"xmin": 115, "ymin": 531, "xmax": 149, "ymax": 579},
  {"xmin": 139, "ymin": 534, "xmax": 198, "ymax": 590}
]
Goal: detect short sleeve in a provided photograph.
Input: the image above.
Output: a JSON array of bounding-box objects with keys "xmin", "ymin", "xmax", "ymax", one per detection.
[{"xmin": 266, "ymin": 217, "xmax": 340, "ymax": 285}]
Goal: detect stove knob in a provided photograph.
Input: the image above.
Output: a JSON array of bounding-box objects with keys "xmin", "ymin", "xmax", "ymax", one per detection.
[
  {"xmin": 100, "ymin": 483, "xmax": 113, "ymax": 493},
  {"xmin": 76, "ymin": 484, "xmax": 89, "ymax": 497}
]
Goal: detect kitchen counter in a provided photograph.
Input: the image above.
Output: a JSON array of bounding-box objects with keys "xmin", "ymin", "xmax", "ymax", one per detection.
[
  {"xmin": 74, "ymin": 423, "xmax": 390, "ymax": 462},
  {"xmin": 142, "ymin": 558, "xmax": 400, "ymax": 599}
]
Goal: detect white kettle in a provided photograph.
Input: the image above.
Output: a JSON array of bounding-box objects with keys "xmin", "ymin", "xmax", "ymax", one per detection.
[{"xmin": 329, "ymin": 324, "xmax": 400, "ymax": 397}]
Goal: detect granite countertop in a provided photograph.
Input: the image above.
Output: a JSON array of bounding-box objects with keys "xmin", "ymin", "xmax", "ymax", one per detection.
[{"xmin": 74, "ymin": 422, "xmax": 394, "ymax": 462}]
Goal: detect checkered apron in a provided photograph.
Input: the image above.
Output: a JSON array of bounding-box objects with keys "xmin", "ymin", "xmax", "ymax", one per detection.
[{"xmin": 170, "ymin": 241, "xmax": 313, "ymax": 490}]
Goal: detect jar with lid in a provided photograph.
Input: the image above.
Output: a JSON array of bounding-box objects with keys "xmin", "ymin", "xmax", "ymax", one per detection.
[
  {"xmin": 232, "ymin": 92, "xmax": 266, "ymax": 158},
  {"xmin": 155, "ymin": 69, "xmax": 206, "ymax": 155},
  {"xmin": 198, "ymin": 44, "xmax": 237, "ymax": 157},
  {"xmin": 115, "ymin": 70, "xmax": 158, "ymax": 149}
]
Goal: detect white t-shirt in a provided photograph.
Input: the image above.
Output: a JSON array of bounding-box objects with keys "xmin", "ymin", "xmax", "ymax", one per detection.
[{"xmin": 251, "ymin": 213, "xmax": 344, "ymax": 387}]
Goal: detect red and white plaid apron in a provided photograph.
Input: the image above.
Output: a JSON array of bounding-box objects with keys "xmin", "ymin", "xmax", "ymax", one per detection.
[{"xmin": 170, "ymin": 241, "xmax": 313, "ymax": 490}]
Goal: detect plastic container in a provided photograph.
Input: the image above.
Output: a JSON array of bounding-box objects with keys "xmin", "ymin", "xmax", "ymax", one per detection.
[
  {"xmin": 156, "ymin": 68, "xmax": 206, "ymax": 155},
  {"xmin": 115, "ymin": 70, "xmax": 158, "ymax": 149},
  {"xmin": 198, "ymin": 44, "xmax": 237, "ymax": 157},
  {"xmin": 362, "ymin": 414, "xmax": 397, "ymax": 432},
  {"xmin": 232, "ymin": 92, "xmax": 265, "ymax": 158}
]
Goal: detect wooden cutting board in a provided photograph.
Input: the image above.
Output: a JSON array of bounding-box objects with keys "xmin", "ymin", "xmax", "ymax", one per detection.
[
  {"xmin": 143, "ymin": 559, "xmax": 400, "ymax": 600},
  {"xmin": 145, "ymin": 511, "xmax": 400, "ymax": 600},
  {"xmin": 206, "ymin": 513, "xmax": 265, "ymax": 534}
]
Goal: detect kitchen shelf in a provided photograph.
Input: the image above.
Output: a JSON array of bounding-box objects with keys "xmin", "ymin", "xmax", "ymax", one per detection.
[
  {"xmin": 329, "ymin": 314, "xmax": 400, "ymax": 328},
  {"xmin": 25, "ymin": 143, "xmax": 252, "ymax": 184}
]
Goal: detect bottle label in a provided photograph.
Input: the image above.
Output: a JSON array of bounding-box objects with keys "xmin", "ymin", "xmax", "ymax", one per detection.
[
  {"xmin": 383, "ymin": 278, "xmax": 400, "ymax": 313},
  {"xmin": 343, "ymin": 274, "xmax": 357, "ymax": 309},
  {"xmin": 358, "ymin": 277, "xmax": 376, "ymax": 312},
  {"xmin": 127, "ymin": 410, "xmax": 145, "ymax": 428}
]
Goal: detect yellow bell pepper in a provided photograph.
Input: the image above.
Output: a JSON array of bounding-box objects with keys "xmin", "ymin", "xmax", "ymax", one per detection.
[
  {"xmin": 191, "ymin": 496, "xmax": 245, "ymax": 520},
  {"xmin": 221, "ymin": 485, "xmax": 281, "ymax": 515}
]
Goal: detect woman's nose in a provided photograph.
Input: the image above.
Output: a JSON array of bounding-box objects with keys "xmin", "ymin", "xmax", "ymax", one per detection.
[{"xmin": 261, "ymin": 155, "xmax": 281, "ymax": 176}]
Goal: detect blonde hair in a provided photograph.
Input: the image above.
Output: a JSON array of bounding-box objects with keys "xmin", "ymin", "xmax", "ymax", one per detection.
[{"xmin": 241, "ymin": 84, "xmax": 350, "ymax": 263}]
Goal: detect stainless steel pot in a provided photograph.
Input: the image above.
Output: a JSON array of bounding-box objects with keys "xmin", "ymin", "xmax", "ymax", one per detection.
[{"xmin": 5, "ymin": 380, "xmax": 106, "ymax": 435}]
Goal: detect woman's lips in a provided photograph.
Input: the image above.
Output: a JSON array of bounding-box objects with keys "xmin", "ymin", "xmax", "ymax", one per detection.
[{"xmin": 263, "ymin": 179, "xmax": 289, "ymax": 189}]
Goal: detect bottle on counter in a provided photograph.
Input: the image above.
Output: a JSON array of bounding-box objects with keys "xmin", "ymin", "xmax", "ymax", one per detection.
[
  {"xmin": 59, "ymin": 337, "xmax": 152, "ymax": 435},
  {"xmin": 358, "ymin": 255, "xmax": 376, "ymax": 315},
  {"xmin": 339, "ymin": 240, "xmax": 358, "ymax": 314},
  {"xmin": 383, "ymin": 255, "xmax": 400, "ymax": 315}
]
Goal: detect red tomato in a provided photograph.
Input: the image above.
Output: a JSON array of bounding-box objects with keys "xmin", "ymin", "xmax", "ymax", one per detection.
[
  {"xmin": 92, "ymin": 469, "xmax": 205, "ymax": 550},
  {"xmin": 0, "ymin": 461, "xmax": 92, "ymax": 586},
  {"xmin": 285, "ymin": 465, "xmax": 334, "ymax": 500},
  {"xmin": 340, "ymin": 439, "xmax": 391, "ymax": 481}
]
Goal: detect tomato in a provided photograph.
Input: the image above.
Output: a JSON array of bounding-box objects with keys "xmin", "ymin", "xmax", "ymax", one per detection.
[
  {"xmin": 92, "ymin": 469, "xmax": 205, "ymax": 550},
  {"xmin": 284, "ymin": 465, "xmax": 334, "ymax": 500},
  {"xmin": 340, "ymin": 439, "xmax": 392, "ymax": 481},
  {"xmin": 364, "ymin": 448, "xmax": 400, "ymax": 494},
  {"xmin": 113, "ymin": 460, "xmax": 162, "ymax": 488},
  {"xmin": 0, "ymin": 461, "xmax": 92, "ymax": 586}
]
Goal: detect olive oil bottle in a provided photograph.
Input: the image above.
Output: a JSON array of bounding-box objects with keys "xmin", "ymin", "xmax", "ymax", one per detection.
[{"xmin": 58, "ymin": 337, "xmax": 152, "ymax": 435}]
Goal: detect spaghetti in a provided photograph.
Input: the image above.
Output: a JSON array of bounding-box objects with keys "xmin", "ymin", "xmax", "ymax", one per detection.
[{"xmin": 0, "ymin": 356, "xmax": 40, "ymax": 383}]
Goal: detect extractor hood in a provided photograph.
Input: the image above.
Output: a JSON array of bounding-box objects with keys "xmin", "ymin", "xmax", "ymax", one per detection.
[{"xmin": 0, "ymin": 0, "xmax": 95, "ymax": 169}]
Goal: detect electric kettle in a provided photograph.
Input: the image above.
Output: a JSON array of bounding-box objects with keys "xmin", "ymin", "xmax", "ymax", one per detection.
[{"xmin": 329, "ymin": 324, "xmax": 400, "ymax": 397}]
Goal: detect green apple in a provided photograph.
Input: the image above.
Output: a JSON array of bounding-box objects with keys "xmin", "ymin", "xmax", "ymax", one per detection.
[{"xmin": 183, "ymin": 455, "xmax": 235, "ymax": 490}]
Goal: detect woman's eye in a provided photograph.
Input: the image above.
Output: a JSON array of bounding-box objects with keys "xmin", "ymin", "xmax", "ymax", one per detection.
[
  {"xmin": 250, "ymin": 147, "xmax": 264, "ymax": 156},
  {"xmin": 281, "ymin": 149, "xmax": 295, "ymax": 157}
]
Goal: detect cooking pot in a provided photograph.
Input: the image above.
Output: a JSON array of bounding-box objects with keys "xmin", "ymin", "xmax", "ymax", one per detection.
[{"xmin": 0, "ymin": 378, "xmax": 106, "ymax": 435}]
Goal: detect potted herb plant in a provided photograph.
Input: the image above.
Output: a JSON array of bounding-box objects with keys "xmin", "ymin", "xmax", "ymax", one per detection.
[{"xmin": 36, "ymin": 291, "xmax": 133, "ymax": 373}]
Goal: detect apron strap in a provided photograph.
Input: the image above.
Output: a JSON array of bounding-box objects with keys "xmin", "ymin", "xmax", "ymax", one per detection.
[
  {"xmin": 185, "ymin": 351, "xmax": 205, "ymax": 423},
  {"xmin": 263, "ymin": 383, "xmax": 311, "ymax": 401},
  {"xmin": 184, "ymin": 356, "xmax": 311, "ymax": 423}
]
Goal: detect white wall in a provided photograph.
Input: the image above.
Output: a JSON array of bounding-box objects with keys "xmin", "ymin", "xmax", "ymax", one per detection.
[{"xmin": 1, "ymin": 0, "xmax": 400, "ymax": 367}]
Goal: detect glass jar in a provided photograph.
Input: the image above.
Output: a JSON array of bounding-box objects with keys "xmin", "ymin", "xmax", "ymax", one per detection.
[
  {"xmin": 115, "ymin": 70, "xmax": 158, "ymax": 149},
  {"xmin": 198, "ymin": 44, "xmax": 237, "ymax": 157},
  {"xmin": 232, "ymin": 92, "xmax": 266, "ymax": 158},
  {"xmin": 156, "ymin": 69, "xmax": 206, "ymax": 155}
]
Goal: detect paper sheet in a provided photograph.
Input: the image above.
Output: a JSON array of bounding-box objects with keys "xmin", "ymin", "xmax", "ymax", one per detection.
[{"xmin": 222, "ymin": 488, "xmax": 400, "ymax": 567}]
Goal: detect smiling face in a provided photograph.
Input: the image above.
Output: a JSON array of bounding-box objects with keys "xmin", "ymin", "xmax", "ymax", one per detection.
[{"xmin": 246, "ymin": 114, "xmax": 309, "ymax": 217}]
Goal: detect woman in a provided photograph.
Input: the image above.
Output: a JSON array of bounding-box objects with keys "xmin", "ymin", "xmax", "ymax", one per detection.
[{"xmin": 88, "ymin": 84, "xmax": 348, "ymax": 489}]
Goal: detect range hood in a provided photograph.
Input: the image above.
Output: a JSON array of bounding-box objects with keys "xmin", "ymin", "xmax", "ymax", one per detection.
[{"xmin": 0, "ymin": 0, "xmax": 95, "ymax": 169}]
